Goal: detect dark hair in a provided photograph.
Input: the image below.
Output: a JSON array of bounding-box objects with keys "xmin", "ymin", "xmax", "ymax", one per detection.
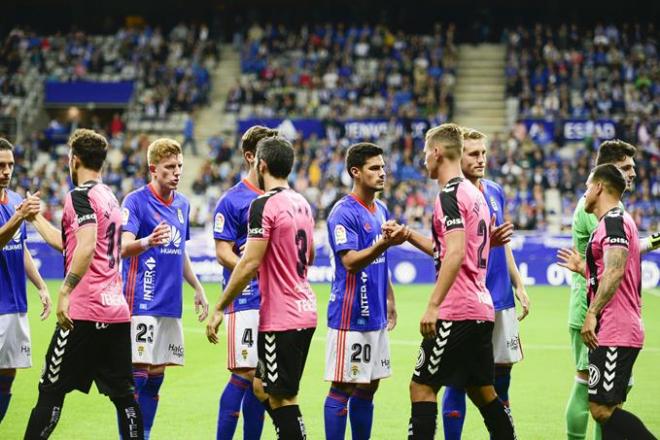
[
  {"xmin": 68, "ymin": 129, "xmax": 108, "ymax": 171},
  {"xmin": 0, "ymin": 138, "xmax": 13, "ymax": 151},
  {"xmin": 256, "ymin": 136, "xmax": 294, "ymax": 179},
  {"xmin": 591, "ymin": 163, "xmax": 626, "ymax": 197},
  {"xmin": 345, "ymin": 142, "xmax": 384, "ymax": 178},
  {"xmin": 241, "ymin": 125, "xmax": 278, "ymax": 154},
  {"xmin": 595, "ymin": 140, "xmax": 636, "ymax": 166}
]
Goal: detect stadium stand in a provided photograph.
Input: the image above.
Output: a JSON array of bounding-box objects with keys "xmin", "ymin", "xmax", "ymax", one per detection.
[{"xmin": 1, "ymin": 22, "xmax": 657, "ymax": 232}]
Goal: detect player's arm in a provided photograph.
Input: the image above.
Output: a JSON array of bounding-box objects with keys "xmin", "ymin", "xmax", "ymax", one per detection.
[
  {"xmin": 56, "ymin": 225, "xmax": 96, "ymax": 330},
  {"xmin": 23, "ymin": 247, "xmax": 51, "ymax": 320},
  {"xmin": 0, "ymin": 194, "xmax": 40, "ymax": 248},
  {"xmin": 404, "ymin": 228, "xmax": 434, "ymax": 256},
  {"xmin": 581, "ymin": 246, "xmax": 627, "ymax": 350},
  {"xmin": 206, "ymin": 238, "xmax": 268, "ymax": 343},
  {"xmin": 215, "ymin": 239, "xmax": 239, "ymax": 270},
  {"xmin": 29, "ymin": 213, "xmax": 63, "ymax": 252},
  {"xmin": 120, "ymin": 221, "xmax": 170, "ymax": 258},
  {"xmin": 640, "ymin": 232, "xmax": 660, "ymax": 255},
  {"xmin": 387, "ymin": 277, "xmax": 397, "ymax": 331},
  {"xmin": 184, "ymin": 250, "xmax": 209, "ymax": 321},
  {"xmin": 420, "ymin": 230, "xmax": 465, "ymax": 338},
  {"xmin": 505, "ymin": 244, "xmax": 530, "ymax": 321}
]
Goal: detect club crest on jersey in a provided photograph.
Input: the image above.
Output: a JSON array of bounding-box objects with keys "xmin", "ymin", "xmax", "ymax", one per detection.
[
  {"xmin": 177, "ymin": 208, "xmax": 184, "ymax": 224},
  {"xmin": 214, "ymin": 213, "xmax": 225, "ymax": 233},
  {"xmin": 334, "ymin": 224, "xmax": 348, "ymax": 245},
  {"xmin": 121, "ymin": 207, "xmax": 130, "ymax": 226}
]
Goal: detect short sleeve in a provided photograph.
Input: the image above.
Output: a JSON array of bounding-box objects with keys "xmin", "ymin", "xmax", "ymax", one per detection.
[
  {"xmin": 248, "ymin": 196, "xmax": 272, "ymax": 240},
  {"xmin": 328, "ymin": 207, "xmax": 360, "ymax": 253},
  {"xmin": 121, "ymin": 193, "xmax": 141, "ymax": 236},
  {"xmin": 602, "ymin": 212, "xmax": 629, "ymax": 250},
  {"xmin": 439, "ymin": 183, "xmax": 465, "ymax": 232},
  {"xmin": 71, "ymin": 188, "xmax": 97, "ymax": 227},
  {"xmin": 213, "ymin": 195, "xmax": 238, "ymax": 241}
]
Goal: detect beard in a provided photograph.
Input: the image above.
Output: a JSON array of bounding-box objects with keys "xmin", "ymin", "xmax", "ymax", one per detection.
[{"xmin": 257, "ymin": 171, "xmax": 265, "ymax": 191}]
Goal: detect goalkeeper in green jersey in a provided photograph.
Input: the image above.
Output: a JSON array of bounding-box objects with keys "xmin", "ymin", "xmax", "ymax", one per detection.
[{"xmin": 559, "ymin": 140, "xmax": 660, "ymax": 440}]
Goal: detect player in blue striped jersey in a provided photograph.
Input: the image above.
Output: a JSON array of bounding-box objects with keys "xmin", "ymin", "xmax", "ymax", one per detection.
[
  {"xmin": 0, "ymin": 138, "xmax": 51, "ymax": 425},
  {"xmin": 120, "ymin": 138, "xmax": 208, "ymax": 440},
  {"xmin": 324, "ymin": 143, "xmax": 408, "ymax": 440},
  {"xmin": 440, "ymin": 128, "xmax": 530, "ymax": 440},
  {"xmin": 212, "ymin": 125, "xmax": 277, "ymax": 440}
]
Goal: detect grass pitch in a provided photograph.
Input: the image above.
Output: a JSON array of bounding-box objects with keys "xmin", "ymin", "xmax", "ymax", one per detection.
[{"xmin": 2, "ymin": 283, "xmax": 659, "ymax": 439}]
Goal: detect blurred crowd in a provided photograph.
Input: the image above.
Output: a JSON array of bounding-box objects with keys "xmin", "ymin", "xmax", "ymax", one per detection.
[
  {"xmin": 226, "ymin": 22, "xmax": 457, "ymax": 122},
  {"xmin": 0, "ymin": 24, "xmax": 218, "ymax": 119},
  {"xmin": 504, "ymin": 23, "xmax": 658, "ymax": 153},
  {"xmin": 3, "ymin": 21, "xmax": 657, "ymax": 234},
  {"xmin": 191, "ymin": 126, "xmax": 658, "ymax": 234}
]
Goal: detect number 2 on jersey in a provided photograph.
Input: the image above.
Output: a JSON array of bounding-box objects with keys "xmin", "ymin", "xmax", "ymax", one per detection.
[{"xmin": 295, "ymin": 229, "xmax": 308, "ymax": 277}]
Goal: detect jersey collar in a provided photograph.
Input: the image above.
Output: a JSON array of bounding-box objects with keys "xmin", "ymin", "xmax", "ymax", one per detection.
[
  {"xmin": 350, "ymin": 193, "xmax": 376, "ymax": 214},
  {"xmin": 0, "ymin": 191, "xmax": 7, "ymax": 205},
  {"xmin": 242, "ymin": 178, "xmax": 264, "ymax": 195},
  {"xmin": 148, "ymin": 183, "xmax": 175, "ymax": 207}
]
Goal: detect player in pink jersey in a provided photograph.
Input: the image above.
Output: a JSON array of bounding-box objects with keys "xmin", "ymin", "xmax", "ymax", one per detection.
[
  {"xmin": 558, "ymin": 164, "xmax": 655, "ymax": 439},
  {"xmin": 207, "ymin": 136, "xmax": 316, "ymax": 440},
  {"xmin": 25, "ymin": 129, "xmax": 143, "ymax": 440},
  {"xmin": 406, "ymin": 123, "xmax": 516, "ymax": 440}
]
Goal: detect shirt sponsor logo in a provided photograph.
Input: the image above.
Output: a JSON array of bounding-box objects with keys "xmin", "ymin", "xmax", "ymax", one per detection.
[
  {"xmin": 334, "ymin": 224, "xmax": 347, "ymax": 245},
  {"xmin": 359, "ymin": 271, "xmax": 370, "ymax": 317},
  {"xmin": 608, "ymin": 237, "xmax": 629, "ymax": 246},
  {"xmin": 143, "ymin": 257, "xmax": 156, "ymax": 301},
  {"xmin": 161, "ymin": 225, "xmax": 183, "ymax": 254},
  {"xmin": 121, "ymin": 208, "xmax": 130, "ymax": 226},
  {"xmin": 101, "ymin": 292, "xmax": 126, "ymax": 307},
  {"xmin": 77, "ymin": 213, "xmax": 97, "ymax": 224},
  {"xmin": 489, "ymin": 196, "xmax": 499, "ymax": 212},
  {"xmin": 21, "ymin": 344, "xmax": 31, "ymax": 356},
  {"xmin": 295, "ymin": 297, "xmax": 317, "ymax": 312},
  {"xmin": 3, "ymin": 229, "xmax": 23, "ymax": 251},
  {"xmin": 177, "ymin": 208, "xmax": 184, "ymax": 224},
  {"xmin": 444, "ymin": 216, "xmax": 463, "ymax": 227},
  {"xmin": 214, "ymin": 213, "xmax": 225, "ymax": 233},
  {"xmin": 249, "ymin": 227, "xmax": 264, "ymax": 236}
]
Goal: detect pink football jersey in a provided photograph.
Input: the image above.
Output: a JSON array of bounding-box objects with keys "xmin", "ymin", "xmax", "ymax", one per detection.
[
  {"xmin": 62, "ymin": 181, "xmax": 129, "ymax": 323},
  {"xmin": 431, "ymin": 177, "xmax": 494, "ymax": 322},
  {"xmin": 247, "ymin": 187, "xmax": 317, "ymax": 332},
  {"xmin": 586, "ymin": 208, "xmax": 643, "ymax": 348}
]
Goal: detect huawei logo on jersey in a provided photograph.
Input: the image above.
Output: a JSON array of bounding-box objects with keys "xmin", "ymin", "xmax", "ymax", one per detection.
[
  {"xmin": 164, "ymin": 225, "xmax": 182, "ymax": 248},
  {"xmin": 12, "ymin": 229, "xmax": 21, "ymax": 243},
  {"xmin": 160, "ymin": 225, "xmax": 183, "ymax": 255}
]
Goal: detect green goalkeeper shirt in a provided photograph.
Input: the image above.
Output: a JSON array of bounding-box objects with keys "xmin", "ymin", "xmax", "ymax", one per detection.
[{"xmin": 568, "ymin": 197, "xmax": 625, "ymax": 329}]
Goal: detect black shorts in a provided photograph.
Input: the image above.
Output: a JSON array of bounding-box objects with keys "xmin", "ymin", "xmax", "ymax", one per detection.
[
  {"xmin": 412, "ymin": 320, "xmax": 494, "ymax": 390},
  {"xmin": 38, "ymin": 321, "xmax": 134, "ymax": 397},
  {"xmin": 256, "ymin": 327, "xmax": 315, "ymax": 397},
  {"xmin": 588, "ymin": 346, "xmax": 639, "ymax": 405}
]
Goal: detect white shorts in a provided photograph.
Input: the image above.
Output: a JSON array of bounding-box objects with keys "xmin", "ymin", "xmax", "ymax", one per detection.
[
  {"xmin": 0, "ymin": 313, "xmax": 32, "ymax": 369},
  {"xmin": 225, "ymin": 309, "xmax": 259, "ymax": 370},
  {"xmin": 324, "ymin": 328, "xmax": 392, "ymax": 384},
  {"xmin": 131, "ymin": 316, "xmax": 184, "ymax": 366},
  {"xmin": 492, "ymin": 307, "xmax": 523, "ymax": 364}
]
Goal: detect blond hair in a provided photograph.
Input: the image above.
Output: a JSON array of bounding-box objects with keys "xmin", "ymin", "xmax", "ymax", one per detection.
[
  {"xmin": 462, "ymin": 127, "xmax": 487, "ymax": 142},
  {"xmin": 425, "ymin": 123, "xmax": 464, "ymax": 160},
  {"xmin": 147, "ymin": 138, "xmax": 182, "ymax": 166}
]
